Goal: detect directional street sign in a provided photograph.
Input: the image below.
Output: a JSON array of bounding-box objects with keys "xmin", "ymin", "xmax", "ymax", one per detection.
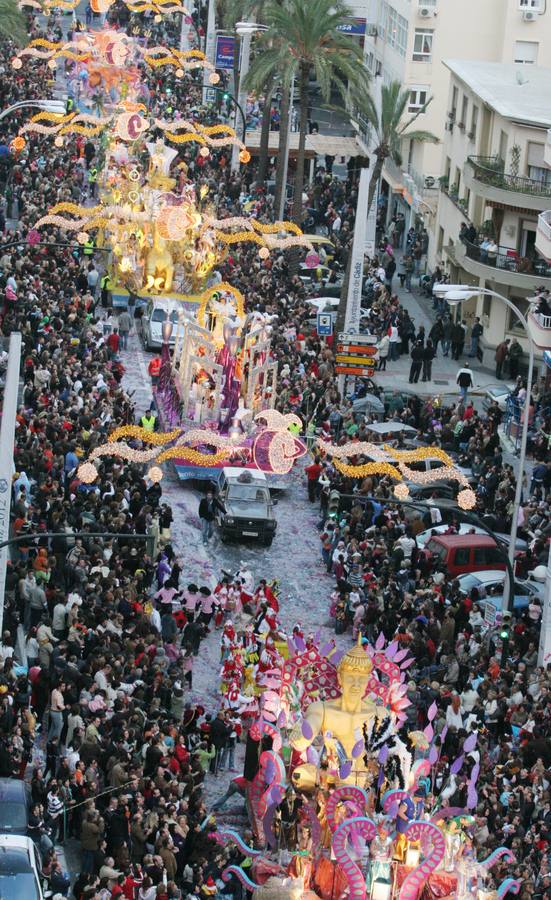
[
  {"xmin": 335, "ymin": 365, "xmax": 375, "ymax": 377},
  {"xmin": 336, "ymin": 344, "xmax": 378, "ymax": 355},
  {"xmin": 336, "ymin": 355, "xmax": 377, "ymax": 366},
  {"xmin": 338, "ymin": 332, "xmax": 377, "ymax": 344}
]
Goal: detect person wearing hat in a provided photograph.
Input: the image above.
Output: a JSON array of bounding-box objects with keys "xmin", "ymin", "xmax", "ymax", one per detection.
[{"xmin": 201, "ymin": 875, "xmax": 218, "ymax": 896}]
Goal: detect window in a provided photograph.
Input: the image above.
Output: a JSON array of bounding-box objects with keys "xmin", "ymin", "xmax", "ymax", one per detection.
[
  {"xmin": 508, "ymin": 296, "xmax": 530, "ymax": 333},
  {"xmin": 459, "ymin": 94, "xmax": 468, "ymax": 127},
  {"xmin": 453, "ymin": 166, "xmax": 461, "ymax": 192},
  {"xmin": 470, "ymin": 104, "xmax": 478, "ymax": 140},
  {"xmin": 413, "ymin": 28, "xmax": 433, "ymax": 61},
  {"xmin": 527, "ymin": 142, "xmax": 549, "ymax": 182},
  {"xmin": 451, "ymin": 86, "xmax": 458, "ymax": 118},
  {"xmin": 514, "ymin": 40, "xmax": 538, "ymax": 63},
  {"xmin": 382, "ymin": 3, "xmax": 409, "ymax": 57},
  {"xmin": 364, "ymin": 51, "xmax": 374, "ymax": 73},
  {"xmin": 437, "ymin": 226, "xmax": 444, "ymax": 254},
  {"xmin": 408, "ymin": 85, "xmax": 429, "ymax": 112},
  {"xmin": 454, "ymin": 548, "xmax": 470, "ymax": 566},
  {"xmin": 499, "ymin": 130, "xmax": 508, "ymax": 162},
  {"xmin": 529, "ymin": 165, "xmax": 551, "ymax": 184}
]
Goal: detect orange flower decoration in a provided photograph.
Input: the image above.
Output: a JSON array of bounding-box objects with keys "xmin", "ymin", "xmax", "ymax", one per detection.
[
  {"xmin": 11, "ymin": 137, "xmax": 26, "ymax": 152},
  {"xmin": 239, "ymin": 149, "xmax": 251, "ymax": 164}
]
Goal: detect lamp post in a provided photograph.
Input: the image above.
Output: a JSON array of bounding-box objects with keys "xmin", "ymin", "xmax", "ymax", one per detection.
[
  {"xmin": 433, "ymin": 284, "xmax": 536, "ymax": 614},
  {"xmin": 202, "ymin": 0, "xmax": 217, "ymax": 104},
  {"xmin": 230, "ymin": 21, "xmax": 268, "ymax": 174},
  {"xmin": 277, "ymin": 75, "xmax": 295, "ymax": 221},
  {"xmin": 0, "ymin": 99, "xmax": 67, "ymax": 122}
]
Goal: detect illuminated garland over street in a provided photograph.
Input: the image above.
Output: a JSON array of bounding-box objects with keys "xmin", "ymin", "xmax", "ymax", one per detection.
[{"xmin": 317, "ymin": 440, "xmax": 477, "ymax": 509}]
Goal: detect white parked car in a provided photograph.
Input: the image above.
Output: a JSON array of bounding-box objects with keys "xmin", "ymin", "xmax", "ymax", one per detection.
[
  {"xmin": 482, "ymin": 383, "xmax": 514, "ymax": 412},
  {"xmin": 140, "ymin": 298, "xmax": 181, "ymax": 351},
  {"xmin": 456, "ymin": 569, "xmax": 543, "ymax": 613},
  {"xmin": 0, "ymin": 835, "xmax": 44, "ymax": 900}
]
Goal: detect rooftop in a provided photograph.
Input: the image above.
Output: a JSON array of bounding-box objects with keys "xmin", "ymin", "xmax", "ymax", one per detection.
[{"xmin": 444, "ymin": 60, "xmax": 551, "ymax": 128}]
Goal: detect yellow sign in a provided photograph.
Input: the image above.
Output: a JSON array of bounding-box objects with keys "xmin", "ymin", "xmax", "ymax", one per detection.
[{"xmin": 336, "ymin": 354, "xmax": 376, "ymax": 367}]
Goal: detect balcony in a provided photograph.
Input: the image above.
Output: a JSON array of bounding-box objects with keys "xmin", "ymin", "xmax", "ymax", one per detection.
[
  {"xmin": 545, "ymin": 129, "xmax": 551, "ymax": 170},
  {"xmin": 456, "ymin": 237, "xmax": 551, "ymax": 290},
  {"xmin": 465, "ymin": 156, "xmax": 551, "ymax": 212},
  {"xmin": 528, "ymin": 310, "xmax": 551, "ymax": 350},
  {"xmin": 536, "ymin": 210, "xmax": 551, "ymax": 262}
]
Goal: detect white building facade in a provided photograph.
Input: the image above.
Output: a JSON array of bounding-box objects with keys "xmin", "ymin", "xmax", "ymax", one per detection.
[
  {"xmin": 431, "ymin": 59, "xmax": 551, "ymax": 368},
  {"xmin": 351, "ymin": 0, "xmax": 551, "ymax": 235}
]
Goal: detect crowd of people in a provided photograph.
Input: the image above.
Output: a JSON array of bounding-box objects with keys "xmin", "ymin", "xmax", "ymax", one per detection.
[{"xmin": 0, "ymin": 3, "xmax": 549, "ymax": 900}]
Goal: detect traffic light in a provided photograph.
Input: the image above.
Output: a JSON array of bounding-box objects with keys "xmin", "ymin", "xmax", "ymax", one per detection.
[
  {"xmin": 223, "ymin": 91, "xmax": 230, "ymax": 101},
  {"xmin": 328, "ymin": 489, "xmax": 340, "ymax": 519},
  {"xmin": 500, "ymin": 611, "xmax": 511, "ymax": 641},
  {"xmin": 499, "ymin": 611, "xmax": 512, "ymax": 666}
]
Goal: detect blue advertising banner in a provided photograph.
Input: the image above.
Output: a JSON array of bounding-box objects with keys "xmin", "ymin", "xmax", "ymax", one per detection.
[
  {"xmin": 215, "ymin": 34, "xmax": 236, "ymax": 69},
  {"xmin": 336, "ymin": 17, "xmax": 366, "ymax": 35}
]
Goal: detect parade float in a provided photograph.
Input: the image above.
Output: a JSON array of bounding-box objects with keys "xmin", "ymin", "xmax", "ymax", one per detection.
[
  {"xmin": 212, "ymin": 628, "xmax": 520, "ymax": 900},
  {"xmin": 14, "ymin": 22, "xmax": 316, "ymax": 485}
]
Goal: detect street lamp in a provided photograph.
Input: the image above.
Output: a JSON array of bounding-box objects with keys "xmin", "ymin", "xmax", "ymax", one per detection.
[
  {"xmin": 230, "ymin": 21, "xmax": 268, "ymax": 174},
  {"xmin": 433, "ymin": 284, "xmax": 536, "ymax": 614}
]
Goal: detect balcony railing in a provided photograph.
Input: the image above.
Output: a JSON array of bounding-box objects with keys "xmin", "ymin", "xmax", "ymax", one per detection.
[
  {"xmin": 532, "ymin": 311, "xmax": 551, "ymax": 328},
  {"xmin": 538, "ymin": 210, "xmax": 551, "ymax": 239},
  {"xmin": 467, "ymin": 155, "xmax": 551, "ymax": 198},
  {"xmin": 461, "ymin": 237, "xmax": 551, "ymax": 278}
]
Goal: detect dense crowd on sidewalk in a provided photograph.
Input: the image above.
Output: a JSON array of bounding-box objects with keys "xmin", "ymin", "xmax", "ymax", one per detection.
[{"xmin": 0, "ymin": 5, "xmax": 549, "ymax": 900}]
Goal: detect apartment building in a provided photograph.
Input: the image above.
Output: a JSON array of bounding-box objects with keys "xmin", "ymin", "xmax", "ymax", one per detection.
[
  {"xmin": 431, "ymin": 59, "xmax": 551, "ymax": 368},
  {"xmin": 351, "ymin": 0, "xmax": 551, "ymax": 234}
]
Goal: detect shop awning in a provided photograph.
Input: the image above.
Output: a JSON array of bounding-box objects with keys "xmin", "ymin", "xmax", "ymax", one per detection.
[{"xmin": 245, "ymin": 130, "xmax": 365, "ymax": 160}]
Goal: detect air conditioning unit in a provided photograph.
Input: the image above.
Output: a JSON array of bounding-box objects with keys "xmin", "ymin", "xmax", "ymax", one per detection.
[
  {"xmin": 523, "ymin": 9, "xmax": 538, "ymax": 19},
  {"xmin": 419, "ymin": 5, "xmax": 435, "ymax": 16}
]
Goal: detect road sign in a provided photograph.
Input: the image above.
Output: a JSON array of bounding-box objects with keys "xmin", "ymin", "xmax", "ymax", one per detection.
[
  {"xmin": 335, "ymin": 365, "xmax": 375, "ymax": 377},
  {"xmin": 338, "ymin": 332, "xmax": 377, "ymax": 344},
  {"xmin": 484, "ymin": 601, "xmax": 497, "ymax": 627},
  {"xmin": 317, "ymin": 312, "xmax": 333, "ymax": 336},
  {"xmin": 336, "ymin": 343, "xmax": 378, "ymax": 355},
  {"xmin": 336, "ymin": 354, "xmax": 376, "ymax": 367}
]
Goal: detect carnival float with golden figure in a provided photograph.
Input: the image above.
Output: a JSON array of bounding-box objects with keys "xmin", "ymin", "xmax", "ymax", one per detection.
[
  {"xmin": 13, "ymin": 20, "xmax": 317, "ymax": 483},
  {"xmin": 210, "ymin": 628, "xmax": 521, "ymax": 900}
]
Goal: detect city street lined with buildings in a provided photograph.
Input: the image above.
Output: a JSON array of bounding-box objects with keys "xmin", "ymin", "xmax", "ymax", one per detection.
[{"xmin": 0, "ymin": 1, "xmax": 550, "ymax": 900}]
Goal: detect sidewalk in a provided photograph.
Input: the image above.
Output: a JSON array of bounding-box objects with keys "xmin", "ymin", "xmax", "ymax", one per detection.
[{"xmin": 370, "ymin": 260, "xmax": 509, "ymax": 401}]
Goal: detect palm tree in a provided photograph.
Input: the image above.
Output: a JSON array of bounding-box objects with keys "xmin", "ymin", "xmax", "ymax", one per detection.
[
  {"xmin": 335, "ymin": 82, "xmax": 439, "ymax": 335},
  {"xmin": 246, "ymin": 0, "xmax": 368, "ymax": 226},
  {"xmin": 0, "ymin": 0, "xmax": 27, "ymax": 45},
  {"xmin": 352, "ymin": 80, "xmax": 439, "ymax": 215}
]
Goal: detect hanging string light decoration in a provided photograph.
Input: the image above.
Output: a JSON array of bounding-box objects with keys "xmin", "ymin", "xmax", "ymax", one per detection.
[{"xmin": 316, "ymin": 439, "xmax": 476, "ymax": 508}]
